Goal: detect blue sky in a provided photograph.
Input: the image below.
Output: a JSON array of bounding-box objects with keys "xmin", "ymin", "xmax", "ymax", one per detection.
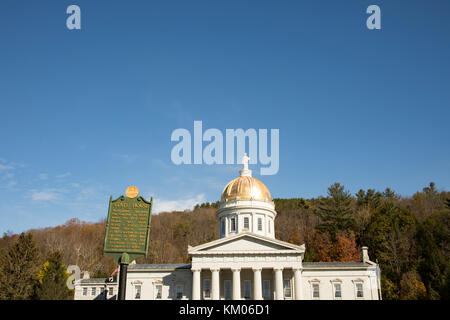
[{"xmin": 0, "ymin": 0, "xmax": 449, "ymax": 234}]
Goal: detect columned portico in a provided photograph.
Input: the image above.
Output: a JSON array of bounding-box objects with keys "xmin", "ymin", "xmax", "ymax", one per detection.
[
  {"xmin": 192, "ymin": 268, "xmax": 201, "ymax": 300},
  {"xmin": 252, "ymin": 267, "xmax": 263, "ymax": 300},
  {"xmin": 188, "ymin": 156, "xmax": 305, "ymax": 301},
  {"xmin": 274, "ymin": 267, "xmax": 284, "ymax": 300},
  {"xmin": 211, "ymin": 268, "xmax": 220, "ymax": 300},
  {"xmin": 232, "ymin": 268, "xmax": 241, "ymax": 300}
]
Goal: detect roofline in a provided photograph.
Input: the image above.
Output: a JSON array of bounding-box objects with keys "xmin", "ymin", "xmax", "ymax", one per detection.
[
  {"xmin": 128, "ymin": 267, "xmax": 192, "ymax": 272},
  {"xmin": 189, "ymin": 250, "xmax": 304, "ymax": 255},
  {"xmin": 188, "ymin": 231, "xmax": 305, "ymax": 253},
  {"xmin": 302, "ymin": 263, "xmax": 376, "ymax": 271},
  {"xmin": 128, "ymin": 264, "xmax": 191, "ymax": 272}
]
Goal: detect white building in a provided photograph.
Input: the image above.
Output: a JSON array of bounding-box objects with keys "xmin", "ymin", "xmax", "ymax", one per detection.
[{"xmin": 75, "ymin": 157, "xmax": 381, "ymax": 300}]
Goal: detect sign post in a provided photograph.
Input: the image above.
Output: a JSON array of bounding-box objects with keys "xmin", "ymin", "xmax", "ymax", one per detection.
[{"xmin": 103, "ymin": 186, "xmax": 152, "ymax": 300}]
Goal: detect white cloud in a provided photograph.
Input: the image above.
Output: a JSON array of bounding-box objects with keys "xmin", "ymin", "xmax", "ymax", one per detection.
[
  {"xmin": 153, "ymin": 194, "xmax": 206, "ymax": 213},
  {"xmin": 115, "ymin": 154, "xmax": 138, "ymax": 164},
  {"xmin": 1, "ymin": 172, "xmax": 14, "ymax": 180},
  {"xmin": 7, "ymin": 180, "xmax": 17, "ymax": 188},
  {"xmin": 0, "ymin": 163, "xmax": 13, "ymax": 172},
  {"xmin": 0, "ymin": 160, "xmax": 18, "ymax": 190},
  {"xmin": 38, "ymin": 173, "xmax": 48, "ymax": 180},
  {"xmin": 56, "ymin": 172, "xmax": 72, "ymax": 178},
  {"xmin": 31, "ymin": 189, "xmax": 61, "ymax": 201}
]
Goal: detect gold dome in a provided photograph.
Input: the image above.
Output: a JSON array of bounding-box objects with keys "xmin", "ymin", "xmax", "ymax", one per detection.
[{"xmin": 221, "ymin": 175, "xmax": 272, "ymax": 202}]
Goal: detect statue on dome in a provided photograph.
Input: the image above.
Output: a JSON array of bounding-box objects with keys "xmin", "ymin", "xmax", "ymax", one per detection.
[{"xmin": 242, "ymin": 153, "xmax": 250, "ymax": 170}]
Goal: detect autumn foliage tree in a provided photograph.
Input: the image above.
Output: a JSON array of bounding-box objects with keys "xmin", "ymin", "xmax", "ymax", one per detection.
[{"xmin": 399, "ymin": 271, "xmax": 427, "ymax": 300}]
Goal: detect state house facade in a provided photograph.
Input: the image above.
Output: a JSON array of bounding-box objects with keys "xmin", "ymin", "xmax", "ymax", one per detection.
[{"xmin": 75, "ymin": 159, "xmax": 381, "ymax": 300}]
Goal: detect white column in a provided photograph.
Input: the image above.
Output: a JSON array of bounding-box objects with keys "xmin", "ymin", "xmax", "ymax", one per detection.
[
  {"xmin": 192, "ymin": 268, "xmax": 201, "ymax": 300},
  {"xmin": 252, "ymin": 267, "xmax": 263, "ymax": 300},
  {"xmin": 211, "ymin": 268, "xmax": 220, "ymax": 300},
  {"xmin": 293, "ymin": 268, "xmax": 302, "ymax": 300},
  {"xmin": 274, "ymin": 267, "xmax": 284, "ymax": 300},
  {"xmin": 232, "ymin": 268, "xmax": 241, "ymax": 300}
]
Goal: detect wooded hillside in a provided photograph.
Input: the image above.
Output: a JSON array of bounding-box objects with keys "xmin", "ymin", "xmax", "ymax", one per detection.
[{"xmin": 0, "ymin": 182, "xmax": 448, "ymax": 300}]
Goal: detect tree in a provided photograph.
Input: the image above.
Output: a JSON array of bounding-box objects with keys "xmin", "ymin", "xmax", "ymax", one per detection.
[
  {"xmin": 36, "ymin": 251, "xmax": 73, "ymax": 300},
  {"xmin": 363, "ymin": 201, "xmax": 417, "ymax": 296},
  {"xmin": 423, "ymin": 182, "xmax": 437, "ymax": 196},
  {"xmin": 0, "ymin": 233, "xmax": 40, "ymax": 300},
  {"xmin": 355, "ymin": 189, "xmax": 383, "ymax": 241},
  {"xmin": 416, "ymin": 211, "xmax": 450, "ymax": 299},
  {"xmin": 399, "ymin": 271, "xmax": 427, "ymax": 300},
  {"xmin": 313, "ymin": 231, "xmax": 360, "ymax": 262},
  {"xmin": 0, "ymin": 231, "xmax": 19, "ymax": 249},
  {"xmin": 316, "ymin": 183, "xmax": 355, "ymax": 240},
  {"xmin": 356, "ymin": 189, "xmax": 382, "ymax": 209},
  {"xmin": 383, "ymin": 188, "xmax": 398, "ymax": 200},
  {"xmin": 382, "ymin": 277, "xmax": 399, "ymax": 300}
]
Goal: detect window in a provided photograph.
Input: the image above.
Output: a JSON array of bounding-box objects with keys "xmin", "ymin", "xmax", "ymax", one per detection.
[
  {"xmin": 334, "ymin": 283, "xmax": 342, "ymax": 299},
  {"xmin": 257, "ymin": 218, "xmax": 262, "ymax": 231},
  {"xmin": 220, "ymin": 219, "xmax": 225, "ymax": 235},
  {"xmin": 204, "ymin": 279, "xmax": 211, "ymax": 299},
  {"xmin": 224, "ymin": 280, "xmax": 232, "ymax": 300},
  {"xmin": 268, "ymin": 220, "xmax": 271, "ymax": 233},
  {"xmin": 230, "ymin": 217, "xmax": 236, "ymax": 232},
  {"xmin": 312, "ymin": 283, "xmax": 320, "ymax": 299},
  {"xmin": 244, "ymin": 280, "xmax": 251, "ymax": 299},
  {"xmin": 284, "ymin": 279, "xmax": 292, "ymax": 298},
  {"xmin": 356, "ymin": 283, "xmax": 364, "ymax": 298},
  {"xmin": 155, "ymin": 284, "xmax": 162, "ymax": 299},
  {"xmin": 263, "ymin": 280, "xmax": 270, "ymax": 299},
  {"xmin": 244, "ymin": 217, "xmax": 249, "ymax": 230},
  {"xmin": 91, "ymin": 287, "xmax": 96, "ymax": 296},
  {"xmin": 176, "ymin": 285, "xmax": 184, "ymax": 300},
  {"xmin": 135, "ymin": 285, "xmax": 141, "ymax": 299},
  {"xmin": 108, "ymin": 287, "xmax": 114, "ymax": 296},
  {"xmin": 82, "ymin": 287, "xmax": 87, "ymax": 296}
]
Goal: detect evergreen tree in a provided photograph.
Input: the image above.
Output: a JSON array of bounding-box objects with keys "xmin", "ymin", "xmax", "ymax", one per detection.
[
  {"xmin": 316, "ymin": 183, "xmax": 355, "ymax": 240},
  {"xmin": 383, "ymin": 187, "xmax": 398, "ymax": 200},
  {"xmin": 363, "ymin": 201, "xmax": 417, "ymax": 298},
  {"xmin": 423, "ymin": 182, "xmax": 438, "ymax": 196},
  {"xmin": 416, "ymin": 212, "xmax": 450, "ymax": 299},
  {"xmin": 0, "ymin": 233, "xmax": 40, "ymax": 300},
  {"xmin": 36, "ymin": 251, "xmax": 73, "ymax": 300}
]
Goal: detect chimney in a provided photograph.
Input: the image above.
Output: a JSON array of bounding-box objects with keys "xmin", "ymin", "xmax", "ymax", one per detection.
[{"xmin": 360, "ymin": 246, "xmax": 370, "ymax": 263}]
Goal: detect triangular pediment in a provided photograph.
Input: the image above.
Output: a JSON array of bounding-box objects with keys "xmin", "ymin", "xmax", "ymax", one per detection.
[{"xmin": 188, "ymin": 232, "xmax": 305, "ymax": 255}]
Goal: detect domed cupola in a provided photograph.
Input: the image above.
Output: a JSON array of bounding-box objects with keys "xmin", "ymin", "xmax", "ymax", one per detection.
[{"xmin": 217, "ymin": 154, "xmax": 277, "ymax": 239}]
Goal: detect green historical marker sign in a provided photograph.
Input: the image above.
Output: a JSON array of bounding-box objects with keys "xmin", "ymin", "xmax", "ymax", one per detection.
[{"xmin": 103, "ymin": 186, "xmax": 152, "ymax": 263}]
